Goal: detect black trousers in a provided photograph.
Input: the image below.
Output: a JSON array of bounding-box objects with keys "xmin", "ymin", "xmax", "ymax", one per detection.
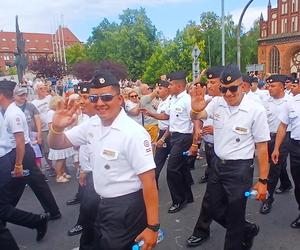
[
  {"xmin": 0, "ymin": 222, "xmax": 19, "ymax": 250},
  {"xmin": 192, "ymin": 146, "xmax": 216, "ymax": 238},
  {"xmin": 207, "ymin": 157, "xmax": 254, "ymax": 250},
  {"xmin": 94, "ymin": 190, "xmax": 147, "ymax": 250},
  {"xmin": 267, "ymin": 134, "xmax": 290, "ymax": 199},
  {"xmin": 154, "ymin": 130, "xmax": 171, "ymax": 184},
  {"xmin": 8, "ymin": 144, "xmax": 60, "ymax": 216},
  {"xmin": 289, "ymin": 139, "xmax": 300, "ymax": 210},
  {"xmin": 278, "ymin": 132, "xmax": 292, "ymax": 189},
  {"xmin": 0, "ymin": 154, "xmax": 41, "ymax": 229},
  {"xmin": 203, "ymin": 142, "xmax": 215, "ymax": 178},
  {"xmin": 79, "ymin": 173, "xmax": 100, "ymax": 250},
  {"xmin": 167, "ymin": 132, "xmax": 193, "ymax": 204}
]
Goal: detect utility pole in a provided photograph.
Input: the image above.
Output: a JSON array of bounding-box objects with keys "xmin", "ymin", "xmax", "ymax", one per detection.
[
  {"xmin": 237, "ymin": 0, "xmax": 254, "ymax": 69},
  {"xmin": 221, "ymin": 0, "xmax": 225, "ymax": 66}
]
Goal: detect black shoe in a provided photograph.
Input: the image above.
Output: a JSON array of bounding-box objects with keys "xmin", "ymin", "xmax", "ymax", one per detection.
[
  {"xmin": 36, "ymin": 213, "xmax": 49, "ymax": 242},
  {"xmin": 260, "ymin": 200, "xmax": 272, "ymax": 214},
  {"xmin": 290, "ymin": 215, "xmax": 300, "ymax": 228},
  {"xmin": 68, "ymin": 224, "xmax": 83, "ymax": 236},
  {"xmin": 66, "ymin": 197, "xmax": 80, "ymax": 206},
  {"xmin": 186, "ymin": 235, "xmax": 209, "ymax": 247},
  {"xmin": 275, "ymin": 186, "xmax": 292, "ymax": 194},
  {"xmin": 242, "ymin": 223, "xmax": 259, "ymax": 250},
  {"xmin": 49, "ymin": 212, "xmax": 62, "ymax": 221},
  {"xmin": 199, "ymin": 175, "xmax": 208, "ymax": 184},
  {"xmin": 168, "ymin": 201, "xmax": 187, "ymax": 213}
]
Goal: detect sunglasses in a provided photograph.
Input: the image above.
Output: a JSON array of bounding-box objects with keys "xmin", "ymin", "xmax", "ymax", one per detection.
[
  {"xmin": 130, "ymin": 95, "xmax": 138, "ymax": 98},
  {"xmin": 219, "ymin": 84, "xmax": 242, "ymax": 94},
  {"xmin": 88, "ymin": 94, "xmax": 117, "ymax": 103}
]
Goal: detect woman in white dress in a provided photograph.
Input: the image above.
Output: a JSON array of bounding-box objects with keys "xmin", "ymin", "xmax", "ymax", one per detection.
[{"xmin": 47, "ymin": 96, "xmax": 74, "ymax": 183}]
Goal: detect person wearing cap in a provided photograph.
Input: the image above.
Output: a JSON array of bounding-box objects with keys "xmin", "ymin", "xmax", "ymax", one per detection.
[
  {"xmin": 241, "ymin": 75, "xmax": 264, "ymax": 105},
  {"xmin": 272, "ymin": 77, "xmax": 300, "ymax": 229},
  {"xmin": 190, "ymin": 65, "xmax": 270, "ymax": 249},
  {"xmin": 145, "ymin": 71, "xmax": 200, "ymax": 213},
  {"xmin": 48, "ymin": 70, "xmax": 159, "ymax": 249},
  {"xmin": 258, "ymin": 74, "xmax": 293, "ymax": 214},
  {"xmin": 0, "ymin": 80, "xmax": 50, "ymax": 244},
  {"xmin": 186, "ymin": 65, "xmax": 224, "ymax": 247},
  {"xmin": 141, "ymin": 80, "xmax": 171, "ymax": 185},
  {"xmin": 285, "ymin": 77, "xmax": 293, "ymax": 96}
]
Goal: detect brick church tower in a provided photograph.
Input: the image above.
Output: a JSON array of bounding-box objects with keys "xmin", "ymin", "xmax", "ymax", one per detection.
[{"xmin": 258, "ymin": 0, "xmax": 300, "ymax": 77}]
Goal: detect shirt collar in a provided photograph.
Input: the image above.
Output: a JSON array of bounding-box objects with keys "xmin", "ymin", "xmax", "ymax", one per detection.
[{"xmin": 293, "ymin": 93, "xmax": 300, "ymax": 101}]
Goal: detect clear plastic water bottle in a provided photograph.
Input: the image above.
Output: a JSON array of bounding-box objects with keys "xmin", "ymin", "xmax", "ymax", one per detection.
[
  {"xmin": 11, "ymin": 169, "xmax": 30, "ymax": 178},
  {"xmin": 132, "ymin": 229, "xmax": 165, "ymax": 250},
  {"xmin": 244, "ymin": 190, "xmax": 269, "ymax": 199},
  {"xmin": 182, "ymin": 150, "xmax": 191, "ymax": 156}
]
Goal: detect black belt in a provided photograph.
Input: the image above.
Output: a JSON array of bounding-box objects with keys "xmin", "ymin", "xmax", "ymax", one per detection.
[
  {"xmin": 205, "ymin": 142, "xmax": 214, "ymax": 148},
  {"xmin": 99, "ymin": 189, "xmax": 142, "ymax": 201},
  {"xmin": 170, "ymin": 132, "xmax": 192, "ymax": 137},
  {"xmin": 291, "ymin": 139, "xmax": 300, "ymax": 145},
  {"xmin": 216, "ymin": 157, "xmax": 253, "ymax": 166},
  {"xmin": 270, "ymin": 133, "xmax": 276, "ymax": 137}
]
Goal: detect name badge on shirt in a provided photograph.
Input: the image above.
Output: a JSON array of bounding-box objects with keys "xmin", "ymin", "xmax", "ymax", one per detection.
[
  {"xmin": 101, "ymin": 149, "xmax": 118, "ymax": 160},
  {"xmin": 175, "ymin": 107, "xmax": 183, "ymax": 113},
  {"xmin": 233, "ymin": 126, "xmax": 248, "ymax": 135}
]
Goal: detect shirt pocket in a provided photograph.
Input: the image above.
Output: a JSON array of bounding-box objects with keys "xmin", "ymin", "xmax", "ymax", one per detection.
[{"xmin": 232, "ymin": 125, "xmax": 250, "ymax": 144}]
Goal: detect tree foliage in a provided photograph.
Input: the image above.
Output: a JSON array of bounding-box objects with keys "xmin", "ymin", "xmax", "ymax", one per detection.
[
  {"xmin": 66, "ymin": 43, "xmax": 88, "ymax": 66},
  {"xmin": 29, "ymin": 57, "xmax": 65, "ymax": 78}
]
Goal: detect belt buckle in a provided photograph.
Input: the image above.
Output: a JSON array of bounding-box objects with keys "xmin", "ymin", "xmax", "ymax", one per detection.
[{"xmin": 220, "ymin": 159, "xmax": 226, "ymax": 164}]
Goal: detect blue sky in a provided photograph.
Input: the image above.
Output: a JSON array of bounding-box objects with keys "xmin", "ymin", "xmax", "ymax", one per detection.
[{"xmin": 0, "ymin": 0, "xmax": 277, "ymax": 42}]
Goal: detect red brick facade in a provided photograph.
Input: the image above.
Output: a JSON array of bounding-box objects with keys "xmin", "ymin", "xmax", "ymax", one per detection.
[
  {"xmin": 258, "ymin": 0, "xmax": 300, "ymax": 77},
  {"xmin": 0, "ymin": 27, "xmax": 80, "ymax": 73}
]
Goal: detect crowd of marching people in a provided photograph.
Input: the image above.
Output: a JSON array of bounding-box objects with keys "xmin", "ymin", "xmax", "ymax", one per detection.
[{"xmin": 0, "ymin": 64, "xmax": 300, "ymax": 250}]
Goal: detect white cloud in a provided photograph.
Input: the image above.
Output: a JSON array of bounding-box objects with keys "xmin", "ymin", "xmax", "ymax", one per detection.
[
  {"xmin": 0, "ymin": 0, "xmax": 189, "ymax": 35},
  {"xmin": 231, "ymin": 6, "xmax": 268, "ymax": 31}
]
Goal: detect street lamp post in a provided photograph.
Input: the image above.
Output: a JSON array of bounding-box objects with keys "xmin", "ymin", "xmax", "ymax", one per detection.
[
  {"xmin": 221, "ymin": 0, "xmax": 225, "ymax": 66},
  {"xmin": 237, "ymin": 0, "xmax": 254, "ymax": 69}
]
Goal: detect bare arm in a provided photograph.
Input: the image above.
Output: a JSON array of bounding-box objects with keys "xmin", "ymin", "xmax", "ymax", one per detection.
[
  {"xmin": 271, "ymin": 122, "xmax": 288, "ymax": 164},
  {"xmin": 253, "ymin": 141, "xmax": 269, "ymax": 201},
  {"xmin": 13, "ymin": 132, "xmax": 25, "ymax": 176},
  {"xmin": 48, "ymin": 123, "xmax": 73, "ymax": 149},
  {"xmin": 142, "ymin": 109, "xmax": 169, "ymax": 120},
  {"xmin": 135, "ymin": 169, "xmax": 159, "ymax": 248},
  {"xmin": 33, "ymin": 114, "xmax": 42, "ymax": 143}
]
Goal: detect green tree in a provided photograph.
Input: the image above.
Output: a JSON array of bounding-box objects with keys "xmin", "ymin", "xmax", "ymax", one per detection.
[
  {"xmin": 142, "ymin": 22, "xmax": 206, "ymax": 85},
  {"xmin": 8, "ymin": 67, "xmax": 17, "ymax": 76},
  {"xmin": 86, "ymin": 8, "xmax": 159, "ymax": 80},
  {"xmin": 65, "ymin": 43, "xmax": 88, "ymax": 66}
]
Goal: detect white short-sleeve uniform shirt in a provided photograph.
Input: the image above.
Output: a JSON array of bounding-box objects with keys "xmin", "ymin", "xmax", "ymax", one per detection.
[
  {"xmin": 156, "ymin": 96, "xmax": 171, "ymax": 130},
  {"xmin": 165, "ymin": 91, "xmax": 193, "ymax": 134},
  {"xmin": 262, "ymin": 93, "xmax": 292, "ymax": 133},
  {"xmin": 32, "ymin": 95, "xmax": 51, "ymax": 132},
  {"xmin": 278, "ymin": 94, "xmax": 300, "ymax": 140},
  {"xmin": 65, "ymin": 109, "xmax": 156, "ymax": 198},
  {"xmin": 0, "ymin": 103, "xmax": 30, "ymax": 157},
  {"xmin": 204, "ymin": 95, "xmax": 270, "ymax": 160}
]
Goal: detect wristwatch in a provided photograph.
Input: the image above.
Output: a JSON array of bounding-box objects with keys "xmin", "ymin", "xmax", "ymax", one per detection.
[
  {"xmin": 258, "ymin": 178, "xmax": 268, "ymax": 185},
  {"xmin": 147, "ymin": 223, "xmax": 160, "ymax": 232}
]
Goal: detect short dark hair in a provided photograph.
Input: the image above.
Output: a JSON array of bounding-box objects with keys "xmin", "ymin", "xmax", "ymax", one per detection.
[
  {"xmin": 0, "ymin": 88, "xmax": 14, "ymax": 99},
  {"xmin": 111, "ymin": 84, "xmax": 120, "ymax": 95}
]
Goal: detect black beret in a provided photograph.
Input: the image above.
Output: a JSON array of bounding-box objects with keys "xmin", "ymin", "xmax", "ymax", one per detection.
[
  {"xmin": 251, "ymin": 76, "xmax": 258, "ymax": 83},
  {"xmin": 90, "ymin": 70, "xmax": 119, "ymax": 89},
  {"xmin": 286, "ymin": 76, "xmax": 293, "ymax": 82},
  {"xmin": 292, "ymin": 78, "xmax": 299, "ymax": 84},
  {"xmin": 220, "ymin": 65, "xmax": 242, "ymax": 85},
  {"xmin": 167, "ymin": 71, "xmax": 186, "ymax": 81},
  {"xmin": 158, "ymin": 80, "xmax": 170, "ymax": 88},
  {"xmin": 78, "ymin": 82, "xmax": 91, "ymax": 94},
  {"xmin": 268, "ymin": 74, "xmax": 287, "ymax": 84},
  {"xmin": 0, "ymin": 80, "xmax": 17, "ymax": 91},
  {"xmin": 73, "ymin": 84, "xmax": 80, "ymax": 94},
  {"xmin": 206, "ymin": 66, "xmax": 224, "ymax": 79}
]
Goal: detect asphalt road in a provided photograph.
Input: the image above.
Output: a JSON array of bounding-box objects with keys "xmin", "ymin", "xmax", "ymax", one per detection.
[{"xmin": 8, "ymin": 157, "xmax": 300, "ymax": 250}]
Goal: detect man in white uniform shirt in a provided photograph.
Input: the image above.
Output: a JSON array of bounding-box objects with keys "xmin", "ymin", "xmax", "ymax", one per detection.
[
  {"xmin": 48, "ymin": 70, "xmax": 159, "ymax": 250},
  {"xmin": 0, "ymin": 80, "xmax": 50, "ymax": 244},
  {"xmin": 259, "ymin": 74, "xmax": 293, "ymax": 214},
  {"xmin": 186, "ymin": 65, "xmax": 224, "ymax": 247},
  {"xmin": 190, "ymin": 65, "xmax": 270, "ymax": 250},
  {"xmin": 272, "ymin": 78, "xmax": 300, "ymax": 229}
]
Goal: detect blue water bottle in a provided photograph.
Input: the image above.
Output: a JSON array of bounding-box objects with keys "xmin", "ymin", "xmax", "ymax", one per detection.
[
  {"xmin": 132, "ymin": 229, "xmax": 165, "ymax": 250},
  {"xmin": 245, "ymin": 190, "xmax": 269, "ymax": 199},
  {"xmin": 11, "ymin": 169, "xmax": 30, "ymax": 178},
  {"xmin": 182, "ymin": 150, "xmax": 191, "ymax": 156}
]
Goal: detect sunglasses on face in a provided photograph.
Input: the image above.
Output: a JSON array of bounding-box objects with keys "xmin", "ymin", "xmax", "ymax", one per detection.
[
  {"xmin": 88, "ymin": 93, "xmax": 117, "ymax": 103},
  {"xmin": 130, "ymin": 94, "xmax": 138, "ymax": 98},
  {"xmin": 219, "ymin": 84, "xmax": 241, "ymax": 94}
]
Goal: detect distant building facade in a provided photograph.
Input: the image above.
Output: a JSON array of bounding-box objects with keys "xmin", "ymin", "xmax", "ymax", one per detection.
[
  {"xmin": 0, "ymin": 26, "xmax": 80, "ymax": 74},
  {"xmin": 258, "ymin": 0, "xmax": 300, "ymax": 77}
]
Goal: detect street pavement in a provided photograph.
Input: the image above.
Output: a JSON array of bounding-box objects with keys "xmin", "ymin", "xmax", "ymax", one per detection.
[{"xmin": 8, "ymin": 156, "xmax": 300, "ymax": 250}]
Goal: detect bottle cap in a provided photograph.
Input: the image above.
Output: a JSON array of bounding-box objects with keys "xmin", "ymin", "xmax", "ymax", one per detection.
[
  {"xmin": 132, "ymin": 244, "xmax": 140, "ymax": 250},
  {"xmin": 244, "ymin": 191, "xmax": 251, "ymax": 197}
]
